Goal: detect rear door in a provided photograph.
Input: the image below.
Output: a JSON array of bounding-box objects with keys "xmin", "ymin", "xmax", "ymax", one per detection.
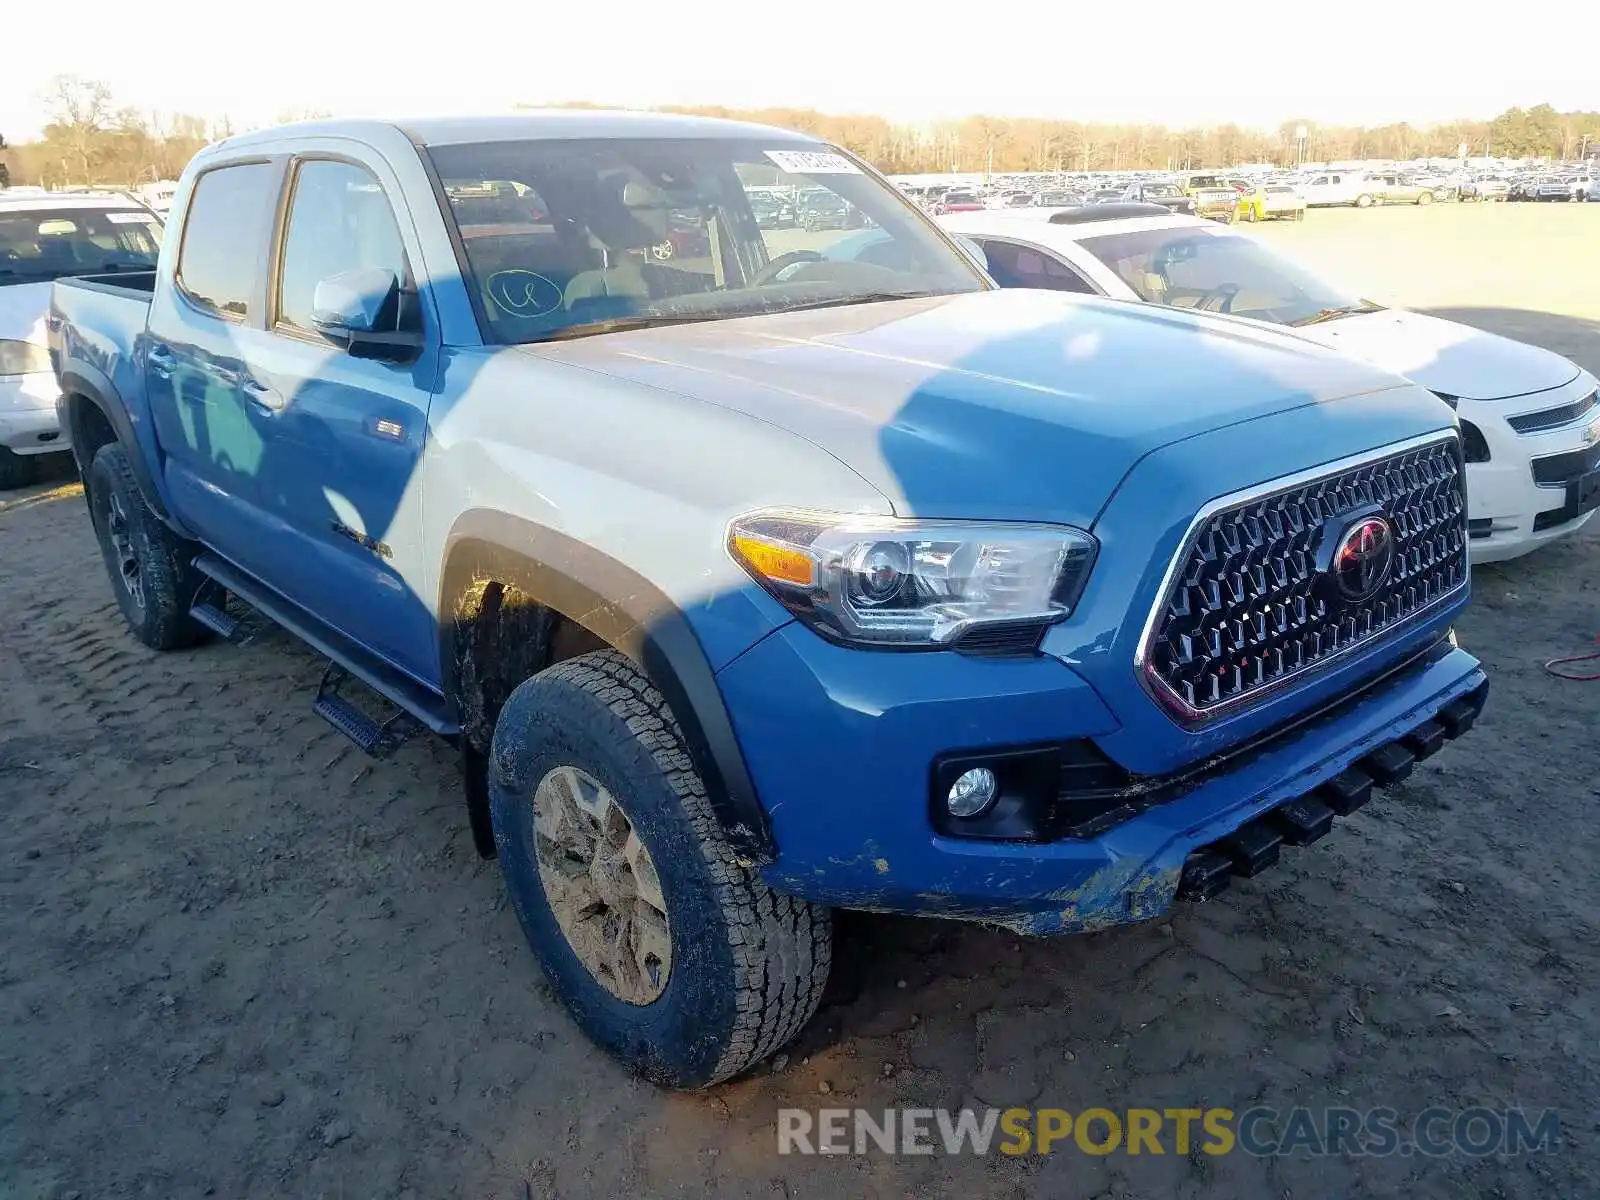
[
  {"xmin": 146, "ymin": 159, "xmax": 287, "ymax": 560},
  {"xmin": 232, "ymin": 154, "xmax": 442, "ymax": 685}
]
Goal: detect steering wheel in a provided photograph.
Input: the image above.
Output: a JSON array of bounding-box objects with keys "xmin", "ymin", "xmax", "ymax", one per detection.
[
  {"xmin": 749, "ymin": 249, "xmax": 825, "ymax": 287},
  {"xmin": 1196, "ymin": 282, "xmax": 1241, "ymax": 313}
]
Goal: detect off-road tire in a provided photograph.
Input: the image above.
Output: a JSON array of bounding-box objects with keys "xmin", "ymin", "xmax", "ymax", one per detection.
[
  {"xmin": 86, "ymin": 443, "xmax": 213, "ymax": 651},
  {"xmin": 488, "ymin": 649, "xmax": 831, "ymax": 1089},
  {"xmin": 0, "ymin": 446, "xmax": 35, "ymax": 490}
]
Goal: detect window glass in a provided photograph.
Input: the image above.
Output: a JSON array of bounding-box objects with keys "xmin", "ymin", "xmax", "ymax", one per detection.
[
  {"xmin": 979, "ymin": 240, "xmax": 1095, "ymax": 293},
  {"xmin": 178, "ymin": 163, "xmax": 277, "ymax": 318},
  {"xmin": 278, "ymin": 160, "xmax": 408, "ymax": 331},
  {"xmin": 427, "ymin": 137, "xmax": 984, "ymax": 344},
  {"xmin": 0, "ymin": 207, "xmax": 161, "ymax": 286},
  {"xmin": 1078, "ymin": 227, "xmax": 1371, "ymax": 325}
]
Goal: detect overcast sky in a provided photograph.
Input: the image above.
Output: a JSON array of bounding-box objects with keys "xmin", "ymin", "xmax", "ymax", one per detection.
[{"xmin": 2, "ymin": 1, "xmax": 1587, "ymax": 141}]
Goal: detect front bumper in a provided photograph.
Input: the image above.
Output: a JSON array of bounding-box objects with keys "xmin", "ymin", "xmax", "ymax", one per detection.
[
  {"xmin": 1463, "ymin": 376, "xmax": 1600, "ymax": 562},
  {"xmin": 720, "ymin": 620, "xmax": 1487, "ymax": 936},
  {"xmin": 0, "ymin": 371, "xmax": 68, "ymax": 455}
]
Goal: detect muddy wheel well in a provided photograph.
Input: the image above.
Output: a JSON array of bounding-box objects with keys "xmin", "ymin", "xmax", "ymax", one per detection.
[
  {"xmin": 66, "ymin": 394, "xmax": 118, "ymax": 469},
  {"xmin": 451, "ymin": 578, "xmax": 607, "ymax": 753}
]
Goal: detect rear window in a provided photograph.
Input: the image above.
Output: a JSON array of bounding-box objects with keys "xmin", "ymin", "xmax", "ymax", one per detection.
[
  {"xmin": 177, "ymin": 163, "xmax": 280, "ymax": 319},
  {"xmin": 0, "ymin": 206, "xmax": 162, "ymax": 286}
]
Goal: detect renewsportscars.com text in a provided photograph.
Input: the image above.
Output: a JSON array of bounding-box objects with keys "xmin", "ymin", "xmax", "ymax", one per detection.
[{"xmin": 777, "ymin": 1106, "xmax": 1561, "ymax": 1157}]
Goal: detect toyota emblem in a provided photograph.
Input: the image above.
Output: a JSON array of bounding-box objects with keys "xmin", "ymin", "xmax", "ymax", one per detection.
[{"xmin": 1331, "ymin": 516, "xmax": 1395, "ymax": 603}]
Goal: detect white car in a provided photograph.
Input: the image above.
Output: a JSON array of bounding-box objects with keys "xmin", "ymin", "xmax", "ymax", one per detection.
[
  {"xmin": 0, "ymin": 192, "xmax": 164, "ymax": 487},
  {"xmin": 1294, "ymin": 172, "xmax": 1381, "ymax": 208},
  {"xmin": 938, "ymin": 207, "xmax": 1600, "ymax": 563}
]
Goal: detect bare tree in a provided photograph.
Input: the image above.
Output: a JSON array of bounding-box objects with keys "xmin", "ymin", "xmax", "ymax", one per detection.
[{"xmin": 41, "ymin": 75, "xmax": 115, "ymax": 182}]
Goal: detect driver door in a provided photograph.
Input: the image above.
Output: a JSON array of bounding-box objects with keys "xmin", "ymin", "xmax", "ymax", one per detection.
[{"xmin": 229, "ymin": 155, "xmax": 443, "ymax": 685}]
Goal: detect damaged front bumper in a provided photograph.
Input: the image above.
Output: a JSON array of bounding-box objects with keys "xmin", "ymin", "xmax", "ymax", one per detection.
[{"xmin": 719, "ymin": 620, "xmax": 1486, "ymax": 935}]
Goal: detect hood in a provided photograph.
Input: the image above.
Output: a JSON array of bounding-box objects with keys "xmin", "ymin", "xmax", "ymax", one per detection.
[
  {"xmin": 1292, "ymin": 308, "xmax": 1579, "ymax": 401},
  {"xmin": 523, "ymin": 290, "xmax": 1418, "ymax": 528},
  {"xmin": 0, "ymin": 282, "xmax": 52, "ymax": 344}
]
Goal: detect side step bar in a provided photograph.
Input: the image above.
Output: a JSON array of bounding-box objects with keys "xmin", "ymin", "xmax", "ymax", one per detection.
[
  {"xmin": 314, "ymin": 665, "xmax": 422, "ymax": 760},
  {"xmin": 1177, "ymin": 683, "xmax": 1489, "ymax": 903},
  {"xmin": 189, "ymin": 600, "xmax": 240, "ymax": 641},
  {"xmin": 191, "ymin": 553, "xmax": 458, "ymax": 738}
]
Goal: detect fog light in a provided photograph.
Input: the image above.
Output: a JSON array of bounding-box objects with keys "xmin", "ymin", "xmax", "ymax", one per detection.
[{"xmin": 946, "ymin": 767, "xmax": 998, "ymax": 817}]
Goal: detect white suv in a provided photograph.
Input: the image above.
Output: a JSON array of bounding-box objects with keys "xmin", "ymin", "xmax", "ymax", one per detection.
[
  {"xmin": 0, "ymin": 191, "xmax": 163, "ymax": 487},
  {"xmin": 939, "ymin": 206, "xmax": 1600, "ymax": 563}
]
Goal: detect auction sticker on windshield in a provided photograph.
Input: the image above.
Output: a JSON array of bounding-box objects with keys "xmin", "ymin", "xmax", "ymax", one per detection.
[
  {"xmin": 107, "ymin": 212, "xmax": 159, "ymax": 224},
  {"xmin": 765, "ymin": 150, "xmax": 861, "ymax": 175}
]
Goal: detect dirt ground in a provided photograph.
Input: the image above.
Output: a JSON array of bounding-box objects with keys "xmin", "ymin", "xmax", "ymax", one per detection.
[{"xmin": 3, "ymin": 203, "xmax": 1599, "ymax": 1200}]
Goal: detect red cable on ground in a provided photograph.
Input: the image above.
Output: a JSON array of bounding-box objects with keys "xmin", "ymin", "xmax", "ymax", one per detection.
[{"xmin": 1544, "ymin": 635, "xmax": 1600, "ymax": 681}]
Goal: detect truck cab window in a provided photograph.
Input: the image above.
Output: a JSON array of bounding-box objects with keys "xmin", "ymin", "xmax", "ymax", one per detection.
[
  {"xmin": 277, "ymin": 161, "xmax": 409, "ymax": 332},
  {"xmin": 177, "ymin": 163, "xmax": 277, "ymax": 319}
]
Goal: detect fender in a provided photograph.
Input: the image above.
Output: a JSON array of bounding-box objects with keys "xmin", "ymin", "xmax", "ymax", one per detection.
[
  {"xmin": 438, "ymin": 511, "xmax": 777, "ymax": 864},
  {"xmin": 57, "ymin": 363, "xmax": 194, "ymax": 538}
]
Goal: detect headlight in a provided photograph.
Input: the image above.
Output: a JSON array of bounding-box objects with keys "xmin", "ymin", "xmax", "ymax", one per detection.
[
  {"xmin": 728, "ymin": 509, "xmax": 1097, "ymax": 650},
  {"xmin": 0, "ymin": 340, "xmax": 52, "ymax": 377}
]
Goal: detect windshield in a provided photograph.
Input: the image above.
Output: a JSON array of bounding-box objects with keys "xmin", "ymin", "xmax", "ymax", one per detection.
[
  {"xmin": 427, "ymin": 138, "xmax": 984, "ymax": 344},
  {"xmin": 1143, "ymin": 184, "xmax": 1182, "ymax": 199},
  {"xmin": 0, "ymin": 206, "xmax": 162, "ymax": 285},
  {"xmin": 1077, "ymin": 226, "xmax": 1373, "ymax": 326}
]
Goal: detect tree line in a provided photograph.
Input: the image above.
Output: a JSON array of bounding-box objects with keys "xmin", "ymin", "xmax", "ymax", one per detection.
[
  {"xmin": 652, "ymin": 103, "xmax": 1600, "ymax": 174},
  {"xmin": 3, "ymin": 76, "xmax": 1597, "ymax": 189}
]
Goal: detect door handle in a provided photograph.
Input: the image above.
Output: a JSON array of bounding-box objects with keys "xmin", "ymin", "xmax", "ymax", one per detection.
[
  {"xmin": 241, "ymin": 379, "xmax": 285, "ymax": 413},
  {"xmin": 147, "ymin": 345, "xmax": 176, "ymax": 379}
]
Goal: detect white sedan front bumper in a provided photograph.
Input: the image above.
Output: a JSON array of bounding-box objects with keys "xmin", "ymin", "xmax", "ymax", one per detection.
[
  {"xmin": 0, "ymin": 370, "xmax": 69, "ymax": 456},
  {"xmin": 1462, "ymin": 373, "xmax": 1600, "ymax": 563}
]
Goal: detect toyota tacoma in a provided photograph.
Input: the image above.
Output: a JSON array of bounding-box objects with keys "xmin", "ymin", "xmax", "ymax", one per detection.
[{"xmin": 51, "ymin": 112, "xmax": 1488, "ymax": 1089}]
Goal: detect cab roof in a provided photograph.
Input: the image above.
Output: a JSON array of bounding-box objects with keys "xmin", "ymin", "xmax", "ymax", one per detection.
[{"xmin": 217, "ymin": 110, "xmax": 826, "ymax": 151}]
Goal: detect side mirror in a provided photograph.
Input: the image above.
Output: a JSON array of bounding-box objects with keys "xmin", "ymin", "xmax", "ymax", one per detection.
[{"xmin": 309, "ymin": 268, "xmax": 422, "ymax": 362}]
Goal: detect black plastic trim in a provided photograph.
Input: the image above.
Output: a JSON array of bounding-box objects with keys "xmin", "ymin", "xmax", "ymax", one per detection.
[
  {"xmin": 57, "ymin": 365, "xmax": 191, "ymax": 534},
  {"xmin": 437, "ymin": 513, "xmax": 775, "ymax": 863},
  {"xmin": 935, "ymin": 634, "xmax": 1463, "ymax": 843}
]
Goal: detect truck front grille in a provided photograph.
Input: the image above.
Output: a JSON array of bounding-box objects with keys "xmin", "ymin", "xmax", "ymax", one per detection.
[{"xmin": 1140, "ymin": 434, "xmax": 1467, "ymax": 724}]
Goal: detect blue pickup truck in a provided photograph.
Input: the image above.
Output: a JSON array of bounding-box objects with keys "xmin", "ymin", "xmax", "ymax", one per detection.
[{"xmin": 51, "ymin": 112, "xmax": 1488, "ymax": 1088}]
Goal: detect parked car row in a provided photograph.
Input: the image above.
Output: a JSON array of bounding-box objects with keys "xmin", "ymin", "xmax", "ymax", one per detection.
[{"xmin": 1505, "ymin": 171, "xmax": 1596, "ymax": 201}]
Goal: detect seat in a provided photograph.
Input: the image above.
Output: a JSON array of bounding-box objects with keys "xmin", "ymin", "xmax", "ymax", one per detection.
[{"xmin": 562, "ymin": 179, "xmax": 676, "ymax": 319}]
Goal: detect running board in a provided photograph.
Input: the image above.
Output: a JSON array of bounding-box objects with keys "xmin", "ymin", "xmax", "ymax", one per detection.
[
  {"xmin": 314, "ymin": 665, "xmax": 422, "ymax": 759},
  {"xmin": 189, "ymin": 601, "xmax": 239, "ymax": 641},
  {"xmin": 191, "ymin": 553, "xmax": 458, "ymax": 737}
]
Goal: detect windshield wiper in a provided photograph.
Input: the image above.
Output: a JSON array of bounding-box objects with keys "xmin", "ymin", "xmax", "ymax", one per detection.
[
  {"xmin": 522, "ymin": 314, "xmax": 719, "ymax": 344},
  {"xmin": 1289, "ymin": 301, "xmax": 1385, "ymax": 327},
  {"xmin": 770, "ymin": 290, "xmax": 956, "ymax": 316}
]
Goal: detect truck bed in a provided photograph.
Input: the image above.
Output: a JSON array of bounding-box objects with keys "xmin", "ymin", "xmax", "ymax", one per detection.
[
  {"xmin": 55, "ymin": 270, "xmax": 158, "ymax": 299},
  {"xmin": 49, "ymin": 273, "xmax": 157, "ymax": 455}
]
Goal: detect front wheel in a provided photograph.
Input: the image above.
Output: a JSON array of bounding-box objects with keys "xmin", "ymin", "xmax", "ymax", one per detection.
[
  {"xmin": 1355, "ymin": 193, "xmax": 1374, "ymax": 208},
  {"xmin": 86, "ymin": 443, "xmax": 213, "ymax": 651},
  {"xmin": 1418, "ymin": 191, "xmax": 1434, "ymax": 205},
  {"xmin": 489, "ymin": 650, "xmax": 831, "ymax": 1089}
]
